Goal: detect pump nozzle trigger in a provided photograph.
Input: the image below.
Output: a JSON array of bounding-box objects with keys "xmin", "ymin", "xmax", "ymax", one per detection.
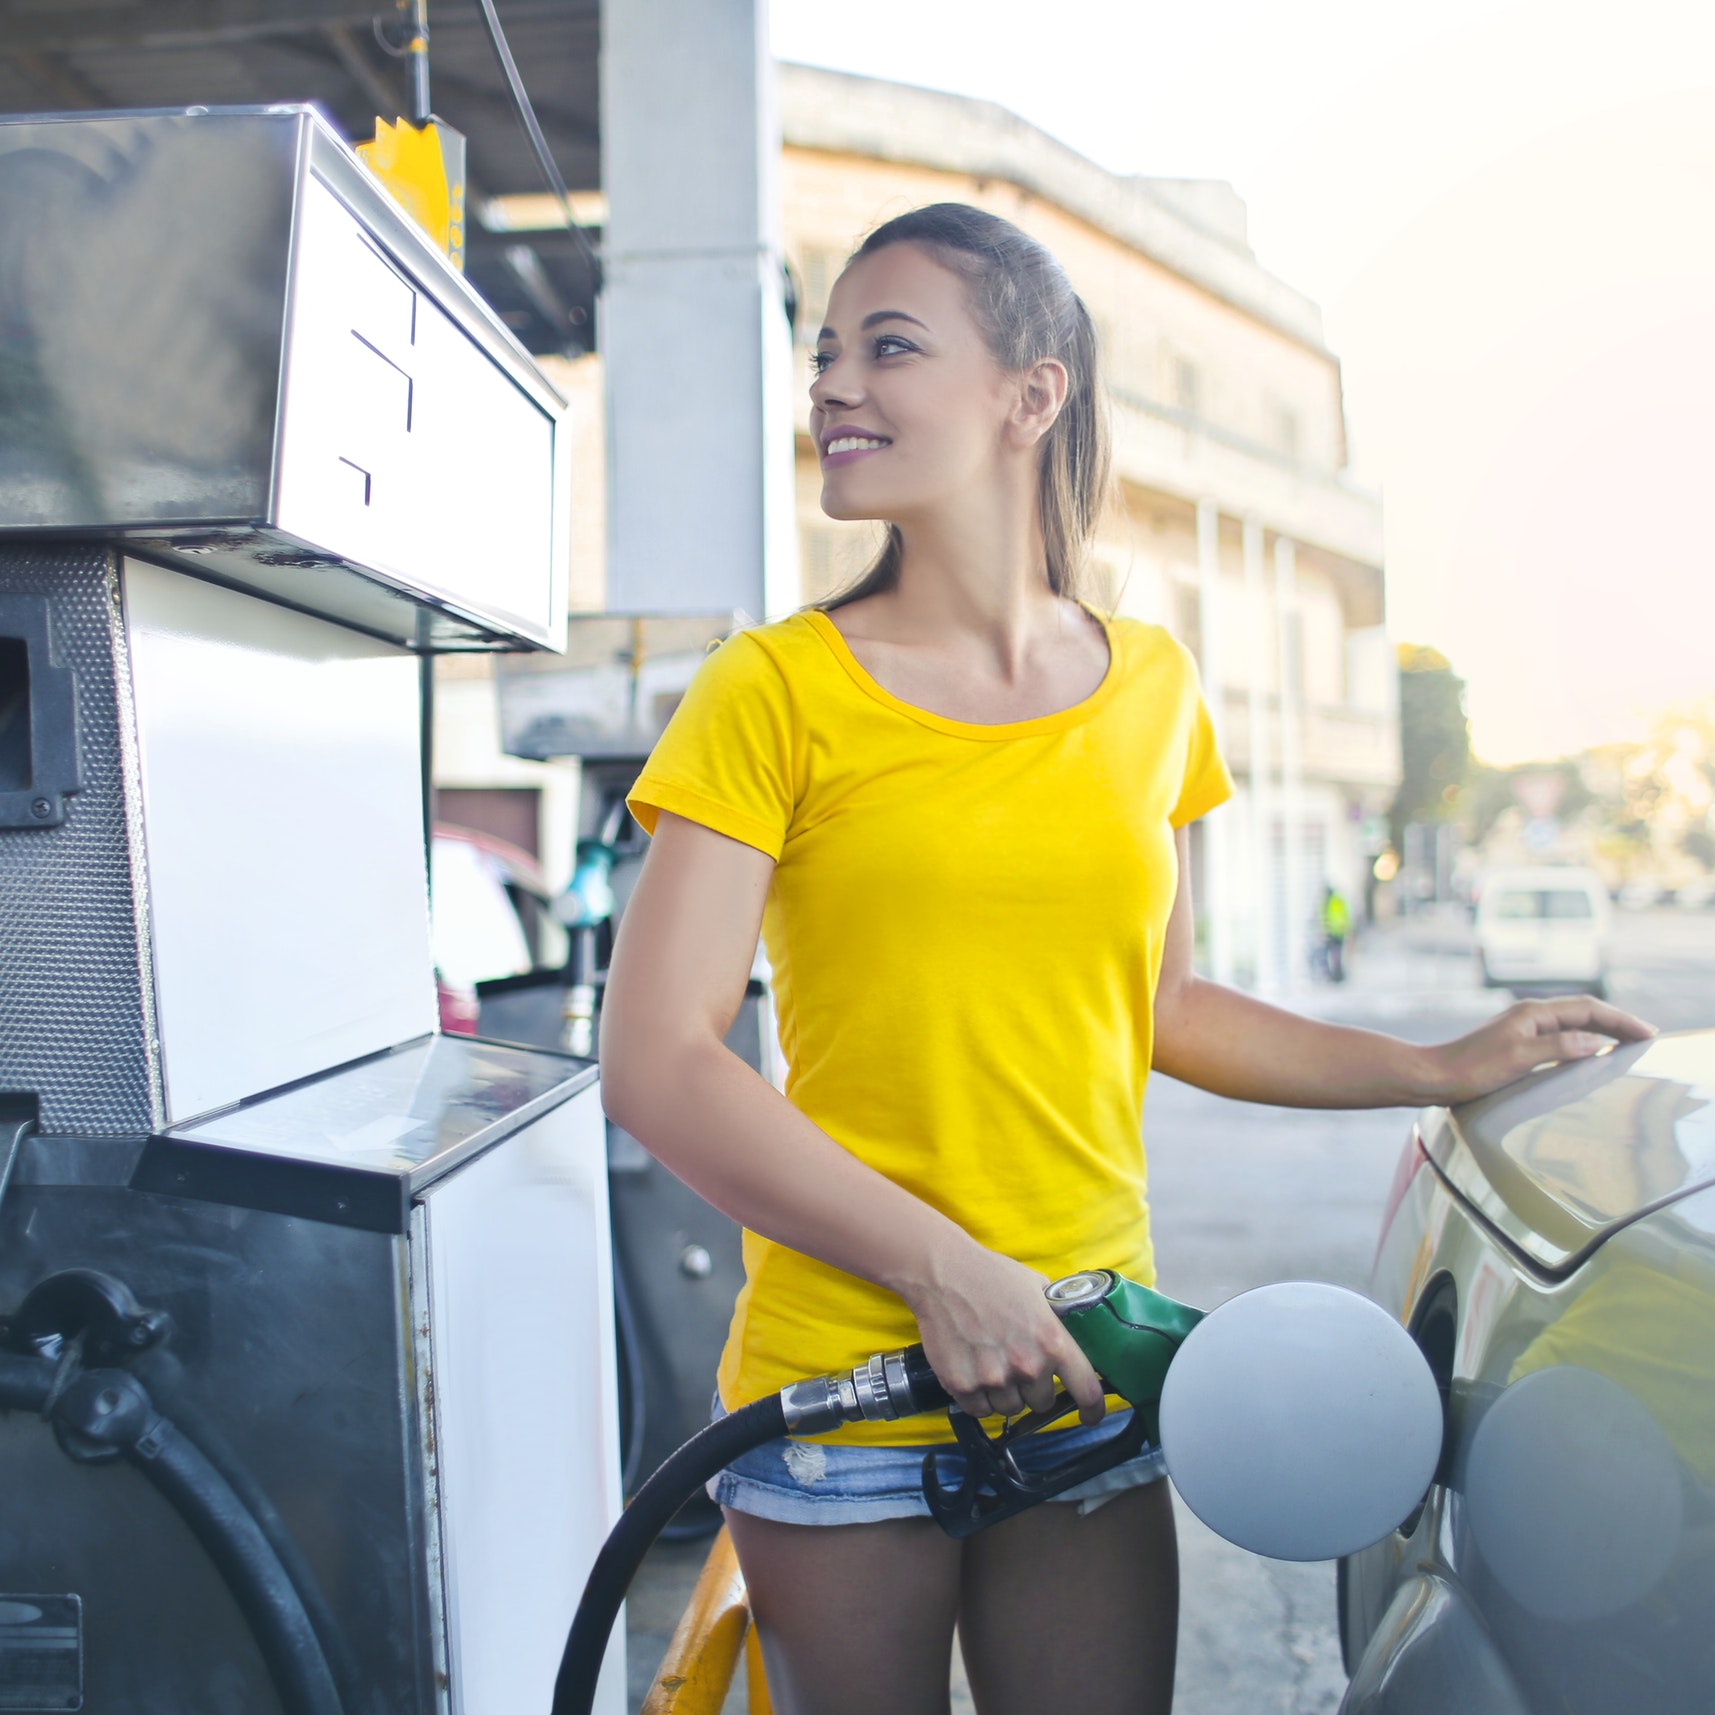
[{"xmin": 921, "ymin": 1395, "xmax": 1154, "ymax": 1538}]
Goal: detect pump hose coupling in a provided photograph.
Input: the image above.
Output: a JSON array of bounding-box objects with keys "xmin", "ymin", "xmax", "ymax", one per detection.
[{"xmin": 779, "ymin": 1344, "xmax": 949, "ymax": 1435}]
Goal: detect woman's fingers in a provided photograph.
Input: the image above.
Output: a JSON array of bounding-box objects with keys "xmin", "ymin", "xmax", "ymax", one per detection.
[
  {"xmin": 1433, "ymin": 991, "xmax": 1661, "ymax": 1103},
  {"xmin": 906, "ymin": 1244, "xmax": 1116, "ymax": 1425},
  {"xmin": 1522, "ymin": 994, "xmax": 1654, "ymax": 1042},
  {"xmin": 1051, "ymin": 1330, "xmax": 1109, "ymax": 1425}
]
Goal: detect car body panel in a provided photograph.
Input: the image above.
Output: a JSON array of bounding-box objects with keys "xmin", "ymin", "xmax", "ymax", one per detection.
[
  {"xmin": 1341, "ymin": 1566, "xmax": 1531, "ymax": 1715},
  {"xmin": 1423, "ymin": 1028, "xmax": 1715, "ymax": 1271},
  {"xmin": 1342, "ymin": 1034, "xmax": 1715, "ymax": 1714}
]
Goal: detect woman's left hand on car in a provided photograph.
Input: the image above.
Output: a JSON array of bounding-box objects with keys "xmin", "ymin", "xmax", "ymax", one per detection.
[{"xmin": 1417, "ymin": 994, "xmax": 1656, "ymax": 1106}]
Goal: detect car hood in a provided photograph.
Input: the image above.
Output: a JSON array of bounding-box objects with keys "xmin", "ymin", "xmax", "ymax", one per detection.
[{"xmin": 1423, "ymin": 1029, "xmax": 1715, "ymax": 1272}]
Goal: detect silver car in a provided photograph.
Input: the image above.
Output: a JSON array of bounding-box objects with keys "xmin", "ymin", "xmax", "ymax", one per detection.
[{"xmin": 1339, "ymin": 1030, "xmax": 1715, "ymax": 1714}]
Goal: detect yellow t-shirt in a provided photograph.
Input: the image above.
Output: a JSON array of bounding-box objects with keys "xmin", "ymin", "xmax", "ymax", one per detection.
[{"xmin": 627, "ymin": 605, "xmax": 1233, "ymax": 1443}]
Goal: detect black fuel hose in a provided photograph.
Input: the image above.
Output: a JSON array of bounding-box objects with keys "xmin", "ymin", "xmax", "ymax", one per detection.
[
  {"xmin": 0, "ymin": 1353, "xmax": 344, "ymax": 1715},
  {"xmin": 552, "ymin": 1393, "xmax": 787, "ymax": 1715},
  {"xmin": 135, "ymin": 1402, "xmax": 344, "ymax": 1715},
  {"xmin": 132, "ymin": 1352, "xmax": 367, "ymax": 1715},
  {"xmin": 553, "ymin": 1343, "xmax": 950, "ymax": 1715},
  {"xmin": 0, "ymin": 1347, "xmax": 54, "ymax": 1414}
]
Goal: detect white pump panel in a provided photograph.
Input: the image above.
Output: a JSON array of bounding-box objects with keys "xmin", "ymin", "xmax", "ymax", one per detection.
[
  {"xmin": 123, "ymin": 559, "xmax": 435, "ymax": 1122},
  {"xmin": 276, "ymin": 175, "xmax": 560, "ymax": 644}
]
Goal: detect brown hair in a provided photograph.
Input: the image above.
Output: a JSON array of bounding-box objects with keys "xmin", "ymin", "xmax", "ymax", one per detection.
[{"xmin": 818, "ymin": 203, "xmax": 1112, "ymax": 610}]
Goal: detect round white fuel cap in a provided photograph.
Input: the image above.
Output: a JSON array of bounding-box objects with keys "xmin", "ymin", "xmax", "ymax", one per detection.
[{"xmin": 1159, "ymin": 1281, "xmax": 1442, "ymax": 1561}]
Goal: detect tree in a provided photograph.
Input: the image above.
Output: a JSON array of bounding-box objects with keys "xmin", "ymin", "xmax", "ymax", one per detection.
[
  {"xmin": 1389, "ymin": 644, "xmax": 1471, "ymax": 851},
  {"xmin": 1461, "ymin": 760, "xmax": 1594, "ymax": 848}
]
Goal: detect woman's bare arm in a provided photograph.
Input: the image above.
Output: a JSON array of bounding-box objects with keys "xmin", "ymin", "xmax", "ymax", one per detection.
[
  {"xmin": 1151, "ymin": 827, "xmax": 1654, "ymax": 1107},
  {"xmin": 599, "ymin": 810, "xmax": 1105, "ymax": 1420}
]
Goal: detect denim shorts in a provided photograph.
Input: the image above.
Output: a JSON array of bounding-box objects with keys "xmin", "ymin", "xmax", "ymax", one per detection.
[{"xmin": 707, "ymin": 1399, "xmax": 1166, "ymax": 1526}]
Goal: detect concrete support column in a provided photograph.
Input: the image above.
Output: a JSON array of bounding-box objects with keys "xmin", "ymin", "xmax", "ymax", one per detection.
[
  {"xmin": 1275, "ymin": 535, "xmax": 1307, "ymax": 988},
  {"xmin": 1242, "ymin": 516, "xmax": 1273, "ymax": 991},
  {"xmin": 1196, "ymin": 499, "xmax": 1233, "ymax": 985},
  {"xmin": 600, "ymin": 0, "xmax": 799, "ymax": 617}
]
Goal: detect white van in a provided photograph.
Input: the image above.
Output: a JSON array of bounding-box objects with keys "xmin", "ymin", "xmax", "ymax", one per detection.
[{"xmin": 1474, "ymin": 866, "xmax": 1610, "ymax": 996}]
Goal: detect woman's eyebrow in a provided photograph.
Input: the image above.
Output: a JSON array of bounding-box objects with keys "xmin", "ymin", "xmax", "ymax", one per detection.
[{"xmin": 815, "ymin": 309, "xmax": 930, "ymax": 343}]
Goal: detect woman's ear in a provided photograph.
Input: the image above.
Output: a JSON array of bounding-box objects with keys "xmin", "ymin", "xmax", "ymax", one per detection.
[{"xmin": 1009, "ymin": 358, "xmax": 1070, "ymax": 447}]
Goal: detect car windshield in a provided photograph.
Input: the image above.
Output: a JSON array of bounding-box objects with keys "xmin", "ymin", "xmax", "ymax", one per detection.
[{"xmin": 1493, "ymin": 889, "xmax": 1595, "ymax": 920}]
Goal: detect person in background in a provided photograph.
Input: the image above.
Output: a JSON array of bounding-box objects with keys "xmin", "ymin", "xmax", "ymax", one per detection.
[
  {"xmin": 599, "ymin": 203, "xmax": 1654, "ymax": 1715},
  {"xmin": 1322, "ymin": 883, "xmax": 1352, "ymax": 983}
]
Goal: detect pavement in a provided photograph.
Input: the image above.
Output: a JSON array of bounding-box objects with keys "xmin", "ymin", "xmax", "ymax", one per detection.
[{"xmin": 621, "ymin": 907, "xmax": 1714, "ymax": 1713}]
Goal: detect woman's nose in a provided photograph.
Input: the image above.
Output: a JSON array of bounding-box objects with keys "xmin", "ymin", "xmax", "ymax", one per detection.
[{"xmin": 810, "ymin": 356, "xmax": 858, "ymax": 409}]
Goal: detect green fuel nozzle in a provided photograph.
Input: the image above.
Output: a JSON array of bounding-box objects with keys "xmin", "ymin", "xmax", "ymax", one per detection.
[
  {"xmin": 777, "ymin": 1269, "xmax": 1202, "ymax": 1435},
  {"xmin": 1044, "ymin": 1268, "xmax": 1206, "ymax": 1432}
]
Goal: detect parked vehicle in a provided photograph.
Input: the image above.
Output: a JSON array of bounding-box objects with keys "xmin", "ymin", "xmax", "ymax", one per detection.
[
  {"xmin": 1473, "ymin": 866, "xmax": 1609, "ymax": 996},
  {"xmin": 429, "ymin": 823, "xmax": 569, "ymax": 1040},
  {"xmin": 1339, "ymin": 1030, "xmax": 1715, "ymax": 1714}
]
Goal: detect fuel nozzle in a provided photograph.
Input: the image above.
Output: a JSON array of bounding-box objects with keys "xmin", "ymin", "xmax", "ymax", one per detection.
[
  {"xmin": 1044, "ymin": 1269, "xmax": 1205, "ymax": 1411},
  {"xmin": 777, "ymin": 1269, "xmax": 1204, "ymax": 1438},
  {"xmin": 779, "ymin": 1346, "xmax": 949, "ymax": 1435}
]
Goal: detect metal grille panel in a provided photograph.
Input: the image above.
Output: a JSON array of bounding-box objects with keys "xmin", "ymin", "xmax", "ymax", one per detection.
[{"xmin": 0, "ymin": 544, "xmax": 159, "ymax": 1133}]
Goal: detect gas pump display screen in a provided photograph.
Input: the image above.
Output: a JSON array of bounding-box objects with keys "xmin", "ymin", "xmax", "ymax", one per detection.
[{"xmin": 136, "ymin": 1035, "xmax": 595, "ymax": 1230}]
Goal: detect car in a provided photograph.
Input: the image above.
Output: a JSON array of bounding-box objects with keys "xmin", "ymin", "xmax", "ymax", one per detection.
[
  {"xmin": 1672, "ymin": 876, "xmax": 1715, "ymax": 911},
  {"xmin": 1616, "ymin": 878, "xmax": 1662, "ymax": 910},
  {"xmin": 1473, "ymin": 865, "xmax": 1610, "ymax": 996},
  {"xmin": 430, "ymin": 823, "xmax": 570, "ymax": 1041},
  {"xmin": 1338, "ymin": 1030, "xmax": 1715, "ymax": 1714}
]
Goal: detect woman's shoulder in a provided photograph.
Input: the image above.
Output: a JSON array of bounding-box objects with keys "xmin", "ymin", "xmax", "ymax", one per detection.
[
  {"xmin": 686, "ymin": 611, "xmax": 831, "ymax": 695},
  {"xmin": 708, "ymin": 611, "xmax": 834, "ymax": 673},
  {"xmin": 1101, "ymin": 613, "xmax": 1199, "ymax": 682}
]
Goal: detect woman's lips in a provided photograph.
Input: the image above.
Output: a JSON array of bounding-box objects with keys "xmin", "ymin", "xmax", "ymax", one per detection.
[{"xmin": 821, "ymin": 433, "xmax": 891, "ymax": 469}]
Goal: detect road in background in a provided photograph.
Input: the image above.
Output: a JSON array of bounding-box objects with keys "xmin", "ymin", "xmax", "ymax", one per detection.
[{"xmin": 623, "ymin": 907, "xmax": 1714, "ymax": 1713}]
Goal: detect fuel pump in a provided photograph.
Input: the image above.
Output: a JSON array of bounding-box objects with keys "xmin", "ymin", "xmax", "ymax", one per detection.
[
  {"xmin": 0, "ymin": 106, "xmax": 624, "ymax": 1714},
  {"xmin": 551, "ymin": 1268, "xmax": 1443, "ymax": 1715}
]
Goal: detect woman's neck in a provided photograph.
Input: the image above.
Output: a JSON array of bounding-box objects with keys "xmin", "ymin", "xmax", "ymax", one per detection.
[{"xmin": 857, "ymin": 484, "xmax": 1068, "ymax": 661}]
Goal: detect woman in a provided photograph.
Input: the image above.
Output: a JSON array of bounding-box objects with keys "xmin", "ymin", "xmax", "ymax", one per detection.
[{"xmin": 600, "ymin": 204, "xmax": 1651, "ymax": 1715}]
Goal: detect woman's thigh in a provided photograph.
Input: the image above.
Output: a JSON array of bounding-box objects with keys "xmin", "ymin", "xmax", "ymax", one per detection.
[
  {"xmin": 724, "ymin": 1507, "xmax": 963, "ymax": 1715},
  {"xmin": 957, "ymin": 1481, "xmax": 1179, "ymax": 1715}
]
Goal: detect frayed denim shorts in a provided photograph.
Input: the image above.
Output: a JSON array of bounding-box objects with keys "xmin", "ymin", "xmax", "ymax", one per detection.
[{"xmin": 707, "ymin": 1398, "xmax": 1166, "ymax": 1527}]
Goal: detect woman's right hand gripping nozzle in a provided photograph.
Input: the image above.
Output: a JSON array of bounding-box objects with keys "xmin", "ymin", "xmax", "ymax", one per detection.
[{"xmin": 901, "ymin": 1242, "xmax": 1109, "ymax": 1426}]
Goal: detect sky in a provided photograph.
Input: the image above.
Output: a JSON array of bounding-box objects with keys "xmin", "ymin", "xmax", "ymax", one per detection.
[{"xmin": 772, "ymin": 0, "xmax": 1715, "ymax": 765}]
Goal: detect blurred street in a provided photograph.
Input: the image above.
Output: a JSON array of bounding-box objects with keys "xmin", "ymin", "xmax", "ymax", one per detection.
[{"xmin": 624, "ymin": 907, "xmax": 1715, "ymax": 1714}]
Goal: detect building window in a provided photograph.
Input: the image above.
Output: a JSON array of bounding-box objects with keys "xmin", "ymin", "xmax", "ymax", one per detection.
[
  {"xmin": 1173, "ymin": 579, "xmax": 1203, "ymax": 666},
  {"xmin": 1282, "ymin": 609, "xmax": 1305, "ymax": 702},
  {"xmin": 1276, "ymin": 407, "xmax": 1300, "ymax": 462},
  {"xmin": 1172, "ymin": 355, "xmax": 1201, "ymax": 417},
  {"xmin": 435, "ymin": 786, "xmax": 541, "ymax": 858}
]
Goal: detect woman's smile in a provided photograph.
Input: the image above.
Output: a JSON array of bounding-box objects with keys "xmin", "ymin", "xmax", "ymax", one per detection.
[{"xmin": 820, "ymin": 430, "xmax": 893, "ymax": 468}]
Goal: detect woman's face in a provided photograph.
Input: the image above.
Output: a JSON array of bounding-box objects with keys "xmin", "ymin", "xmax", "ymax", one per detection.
[{"xmin": 810, "ymin": 243, "xmax": 1019, "ymax": 525}]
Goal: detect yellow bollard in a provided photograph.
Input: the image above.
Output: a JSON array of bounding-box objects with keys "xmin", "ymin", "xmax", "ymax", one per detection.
[
  {"xmin": 642, "ymin": 1526, "xmax": 772, "ymax": 1715},
  {"xmin": 744, "ymin": 1621, "xmax": 773, "ymax": 1715}
]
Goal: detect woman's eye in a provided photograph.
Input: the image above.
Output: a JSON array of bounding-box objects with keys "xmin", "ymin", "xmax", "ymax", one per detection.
[
  {"xmin": 874, "ymin": 335, "xmax": 915, "ymax": 358},
  {"xmin": 809, "ymin": 350, "xmax": 834, "ymax": 375}
]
